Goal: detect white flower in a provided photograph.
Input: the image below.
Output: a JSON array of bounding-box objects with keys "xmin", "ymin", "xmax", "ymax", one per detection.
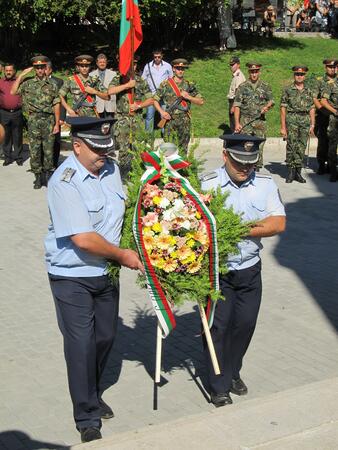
[
  {"xmin": 181, "ymin": 220, "xmax": 191, "ymax": 230},
  {"xmin": 163, "ymin": 208, "xmax": 176, "ymax": 221},
  {"xmin": 159, "ymin": 197, "xmax": 171, "ymax": 209}
]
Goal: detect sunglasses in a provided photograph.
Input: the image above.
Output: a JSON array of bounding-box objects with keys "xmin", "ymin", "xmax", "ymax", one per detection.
[
  {"xmin": 174, "ymin": 67, "xmax": 186, "ymax": 71},
  {"xmin": 294, "ymin": 72, "xmax": 305, "ymax": 76}
]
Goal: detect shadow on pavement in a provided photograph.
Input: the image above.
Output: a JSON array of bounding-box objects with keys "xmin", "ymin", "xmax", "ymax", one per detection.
[{"xmin": 0, "ymin": 430, "xmax": 69, "ymax": 450}]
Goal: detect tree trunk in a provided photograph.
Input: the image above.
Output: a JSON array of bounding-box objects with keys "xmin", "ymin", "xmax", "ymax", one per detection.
[{"xmin": 216, "ymin": 0, "xmax": 237, "ymax": 50}]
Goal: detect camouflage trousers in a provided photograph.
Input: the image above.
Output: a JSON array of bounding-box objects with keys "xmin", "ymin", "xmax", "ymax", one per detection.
[
  {"xmin": 327, "ymin": 115, "xmax": 338, "ymax": 171},
  {"xmin": 286, "ymin": 114, "xmax": 310, "ymax": 168},
  {"xmin": 27, "ymin": 113, "xmax": 55, "ymax": 174},
  {"xmin": 163, "ymin": 113, "xmax": 191, "ymax": 153},
  {"xmin": 240, "ymin": 116, "xmax": 266, "ymax": 168},
  {"xmin": 114, "ymin": 114, "xmax": 143, "ymax": 181}
]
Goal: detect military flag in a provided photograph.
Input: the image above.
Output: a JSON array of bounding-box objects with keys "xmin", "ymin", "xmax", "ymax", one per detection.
[{"xmin": 119, "ymin": 0, "xmax": 143, "ymax": 76}]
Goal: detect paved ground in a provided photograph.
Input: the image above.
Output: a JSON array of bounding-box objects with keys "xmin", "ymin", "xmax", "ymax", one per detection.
[{"xmin": 0, "ymin": 139, "xmax": 337, "ymax": 450}]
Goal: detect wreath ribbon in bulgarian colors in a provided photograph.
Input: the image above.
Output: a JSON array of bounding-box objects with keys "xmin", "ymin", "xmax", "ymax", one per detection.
[{"xmin": 132, "ymin": 148, "xmax": 219, "ymax": 337}]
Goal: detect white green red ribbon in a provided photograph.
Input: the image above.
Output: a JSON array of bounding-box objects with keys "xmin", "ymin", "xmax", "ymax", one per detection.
[{"xmin": 132, "ymin": 148, "xmax": 219, "ymax": 337}]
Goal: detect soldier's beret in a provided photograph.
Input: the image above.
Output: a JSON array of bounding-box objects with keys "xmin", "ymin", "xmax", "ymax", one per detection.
[
  {"xmin": 246, "ymin": 62, "xmax": 262, "ymax": 70},
  {"xmin": 66, "ymin": 117, "xmax": 116, "ymax": 151},
  {"xmin": 323, "ymin": 59, "xmax": 338, "ymax": 66},
  {"xmin": 220, "ymin": 134, "xmax": 265, "ymax": 165},
  {"xmin": 230, "ymin": 56, "xmax": 240, "ymax": 65},
  {"xmin": 31, "ymin": 55, "xmax": 49, "ymax": 66},
  {"xmin": 292, "ymin": 65, "xmax": 308, "ymax": 73},
  {"xmin": 74, "ymin": 55, "xmax": 94, "ymax": 65},
  {"xmin": 172, "ymin": 58, "xmax": 189, "ymax": 68}
]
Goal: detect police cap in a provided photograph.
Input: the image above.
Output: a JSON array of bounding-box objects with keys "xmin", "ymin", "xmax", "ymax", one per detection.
[
  {"xmin": 172, "ymin": 58, "xmax": 189, "ymax": 68},
  {"xmin": 66, "ymin": 117, "xmax": 116, "ymax": 151},
  {"xmin": 31, "ymin": 55, "xmax": 49, "ymax": 66},
  {"xmin": 74, "ymin": 55, "xmax": 94, "ymax": 65},
  {"xmin": 230, "ymin": 56, "xmax": 240, "ymax": 65},
  {"xmin": 220, "ymin": 134, "xmax": 265, "ymax": 165},
  {"xmin": 323, "ymin": 58, "xmax": 338, "ymax": 66},
  {"xmin": 291, "ymin": 65, "xmax": 308, "ymax": 73}
]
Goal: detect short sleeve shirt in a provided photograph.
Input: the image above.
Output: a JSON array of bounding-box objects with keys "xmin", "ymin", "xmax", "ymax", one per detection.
[
  {"xmin": 201, "ymin": 167, "xmax": 285, "ymax": 271},
  {"xmin": 45, "ymin": 154, "xmax": 126, "ymax": 277}
]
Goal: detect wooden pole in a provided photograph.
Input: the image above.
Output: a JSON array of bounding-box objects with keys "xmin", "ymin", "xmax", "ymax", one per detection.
[
  {"xmin": 155, "ymin": 321, "xmax": 162, "ymax": 383},
  {"xmin": 198, "ymin": 303, "xmax": 220, "ymax": 375}
]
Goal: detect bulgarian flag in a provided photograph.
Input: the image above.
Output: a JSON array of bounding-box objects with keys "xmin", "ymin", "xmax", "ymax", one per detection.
[{"xmin": 119, "ymin": 0, "xmax": 143, "ymax": 75}]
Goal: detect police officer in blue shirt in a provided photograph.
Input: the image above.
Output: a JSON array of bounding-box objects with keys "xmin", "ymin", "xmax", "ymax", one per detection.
[
  {"xmin": 201, "ymin": 134, "xmax": 286, "ymax": 407},
  {"xmin": 45, "ymin": 117, "xmax": 144, "ymax": 443}
]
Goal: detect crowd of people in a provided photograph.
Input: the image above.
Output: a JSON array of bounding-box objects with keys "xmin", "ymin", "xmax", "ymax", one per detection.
[{"xmin": 286, "ymin": 0, "xmax": 338, "ymax": 34}]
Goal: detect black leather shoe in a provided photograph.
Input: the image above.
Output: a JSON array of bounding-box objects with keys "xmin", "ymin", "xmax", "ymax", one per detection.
[
  {"xmin": 80, "ymin": 427, "xmax": 102, "ymax": 443},
  {"xmin": 210, "ymin": 392, "xmax": 232, "ymax": 407},
  {"xmin": 3, "ymin": 160, "xmax": 12, "ymax": 166},
  {"xmin": 230, "ymin": 378, "xmax": 248, "ymax": 396},
  {"xmin": 99, "ymin": 398, "xmax": 114, "ymax": 419},
  {"xmin": 16, "ymin": 160, "xmax": 23, "ymax": 166},
  {"xmin": 33, "ymin": 174, "xmax": 42, "ymax": 189},
  {"xmin": 286, "ymin": 167, "xmax": 295, "ymax": 183},
  {"xmin": 294, "ymin": 168, "xmax": 306, "ymax": 183}
]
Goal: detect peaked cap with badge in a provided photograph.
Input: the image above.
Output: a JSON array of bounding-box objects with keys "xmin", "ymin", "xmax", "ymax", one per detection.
[
  {"xmin": 220, "ymin": 134, "xmax": 266, "ymax": 164},
  {"xmin": 323, "ymin": 59, "xmax": 338, "ymax": 66},
  {"xmin": 31, "ymin": 55, "xmax": 49, "ymax": 66},
  {"xmin": 246, "ymin": 62, "xmax": 262, "ymax": 70},
  {"xmin": 66, "ymin": 117, "xmax": 116, "ymax": 151},
  {"xmin": 291, "ymin": 65, "xmax": 308, "ymax": 73},
  {"xmin": 172, "ymin": 58, "xmax": 189, "ymax": 68},
  {"xmin": 74, "ymin": 55, "xmax": 94, "ymax": 65}
]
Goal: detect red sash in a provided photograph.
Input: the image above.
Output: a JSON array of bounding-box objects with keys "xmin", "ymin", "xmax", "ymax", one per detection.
[
  {"xmin": 73, "ymin": 74, "xmax": 94, "ymax": 103},
  {"xmin": 168, "ymin": 78, "xmax": 188, "ymax": 108}
]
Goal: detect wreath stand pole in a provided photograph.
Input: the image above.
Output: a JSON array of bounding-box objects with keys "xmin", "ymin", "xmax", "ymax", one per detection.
[
  {"xmin": 198, "ymin": 303, "xmax": 220, "ymax": 375},
  {"xmin": 155, "ymin": 321, "xmax": 162, "ymax": 383}
]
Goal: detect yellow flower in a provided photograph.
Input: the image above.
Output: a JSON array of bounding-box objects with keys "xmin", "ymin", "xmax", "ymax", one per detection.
[
  {"xmin": 180, "ymin": 188, "xmax": 187, "ymax": 196},
  {"xmin": 170, "ymin": 251, "xmax": 178, "ymax": 259},
  {"xmin": 176, "ymin": 245, "xmax": 193, "ymax": 260},
  {"xmin": 195, "ymin": 212, "xmax": 201, "ymax": 219},
  {"xmin": 143, "ymin": 235, "xmax": 155, "ymax": 250},
  {"xmin": 153, "ymin": 196, "xmax": 162, "ymax": 205},
  {"xmin": 193, "ymin": 231, "xmax": 209, "ymax": 246},
  {"xmin": 152, "ymin": 222, "xmax": 162, "ymax": 233},
  {"xmin": 143, "ymin": 226, "xmax": 154, "ymax": 236},
  {"xmin": 187, "ymin": 238, "xmax": 195, "ymax": 248},
  {"xmin": 157, "ymin": 234, "xmax": 173, "ymax": 250},
  {"xmin": 162, "ymin": 258, "xmax": 178, "ymax": 273},
  {"xmin": 182, "ymin": 253, "xmax": 196, "ymax": 264},
  {"xmin": 187, "ymin": 260, "xmax": 202, "ymax": 274}
]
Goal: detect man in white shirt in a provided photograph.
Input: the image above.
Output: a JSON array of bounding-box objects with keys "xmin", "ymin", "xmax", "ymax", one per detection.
[
  {"xmin": 90, "ymin": 54, "xmax": 117, "ymax": 118},
  {"xmin": 142, "ymin": 49, "xmax": 173, "ymax": 131},
  {"xmin": 227, "ymin": 56, "xmax": 245, "ymax": 132}
]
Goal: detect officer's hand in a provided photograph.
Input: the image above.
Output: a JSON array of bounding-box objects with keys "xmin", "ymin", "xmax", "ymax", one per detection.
[
  {"xmin": 261, "ymin": 106, "xmax": 268, "ymax": 114},
  {"xmin": 309, "ymin": 125, "xmax": 315, "ymax": 137},
  {"xmin": 67, "ymin": 109, "xmax": 78, "ymax": 117},
  {"xmin": 280, "ymin": 127, "xmax": 287, "ymax": 139},
  {"xmin": 180, "ymin": 90, "xmax": 190, "ymax": 100},
  {"xmin": 234, "ymin": 124, "xmax": 242, "ymax": 133},
  {"xmin": 126, "ymin": 79, "xmax": 136, "ymax": 89},
  {"xmin": 84, "ymin": 86, "xmax": 96, "ymax": 95},
  {"xmin": 161, "ymin": 111, "xmax": 171, "ymax": 120},
  {"xmin": 52, "ymin": 124, "xmax": 60, "ymax": 134},
  {"xmin": 130, "ymin": 103, "xmax": 141, "ymax": 112},
  {"xmin": 118, "ymin": 249, "xmax": 145, "ymax": 273},
  {"xmin": 20, "ymin": 67, "xmax": 34, "ymax": 77}
]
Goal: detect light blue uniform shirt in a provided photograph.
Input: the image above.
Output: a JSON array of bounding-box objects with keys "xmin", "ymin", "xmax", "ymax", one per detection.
[
  {"xmin": 142, "ymin": 60, "xmax": 173, "ymax": 93},
  {"xmin": 201, "ymin": 167, "xmax": 285, "ymax": 271},
  {"xmin": 45, "ymin": 153, "xmax": 125, "ymax": 277}
]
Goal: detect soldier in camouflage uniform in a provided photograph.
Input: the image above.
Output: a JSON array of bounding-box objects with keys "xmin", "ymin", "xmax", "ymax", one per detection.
[
  {"xmin": 11, "ymin": 56, "xmax": 60, "ymax": 189},
  {"xmin": 60, "ymin": 55, "xmax": 108, "ymax": 118},
  {"xmin": 320, "ymin": 61, "xmax": 338, "ymax": 182},
  {"xmin": 153, "ymin": 58, "xmax": 204, "ymax": 153},
  {"xmin": 280, "ymin": 66, "xmax": 315, "ymax": 183},
  {"xmin": 234, "ymin": 62, "xmax": 274, "ymax": 171},
  {"xmin": 313, "ymin": 59, "xmax": 337, "ymax": 174},
  {"xmin": 108, "ymin": 56, "xmax": 153, "ymax": 180}
]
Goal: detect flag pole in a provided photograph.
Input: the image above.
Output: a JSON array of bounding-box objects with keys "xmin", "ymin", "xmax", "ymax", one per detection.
[
  {"xmin": 198, "ymin": 303, "xmax": 220, "ymax": 375},
  {"xmin": 155, "ymin": 321, "xmax": 162, "ymax": 383}
]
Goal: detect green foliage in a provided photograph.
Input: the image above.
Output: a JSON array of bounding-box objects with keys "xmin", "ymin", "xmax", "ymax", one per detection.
[{"xmin": 108, "ymin": 131, "xmax": 249, "ymax": 307}]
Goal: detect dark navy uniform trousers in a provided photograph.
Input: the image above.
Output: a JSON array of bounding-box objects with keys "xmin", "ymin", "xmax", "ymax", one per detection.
[
  {"xmin": 206, "ymin": 261, "xmax": 262, "ymax": 395},
  {"xmin": 49, "ymin": 274, "xmax": 119, "ymax": 430}
]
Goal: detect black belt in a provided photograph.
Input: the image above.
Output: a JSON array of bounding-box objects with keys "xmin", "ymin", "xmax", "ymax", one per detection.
[{"xmin": 2, "ymin": 107, "xmax": 22, "ymax": 113}]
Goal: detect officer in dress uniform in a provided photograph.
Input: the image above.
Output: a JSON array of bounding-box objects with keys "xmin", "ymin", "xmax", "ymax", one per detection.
[
  {"xmin": 45, "ymin": 117, "xmax": 144, "ymax": 443},
  {"xmin": 201, "ymin": 134, "xmax": 286, "ymax": 407}
]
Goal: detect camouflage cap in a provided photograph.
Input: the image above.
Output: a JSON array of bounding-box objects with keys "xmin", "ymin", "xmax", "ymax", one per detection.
[
  {"xmin": 323, "ymin": 58, "xmax": 338, "ymax": 66},
  {"xmin": 292, "ymin": 65, "xmax": 308, "ymax": 73},
  {"xmin": 31, "ymin": 55, "xmax": 49, "ymax": 66},
  {"xmin": 230, "ymin": 56, "xmax": 240, "ymax": 65},
  {"xmin": 172, "ymin": 58, "xmax": 189, "ymax": 68},
  {"xmin": 246, "ymin": 62, "xmax": 262, "ymax": 70},
  {"xmin": 220, "ymin": 134, "xmax": 265, "ymax": 165},
  {"xmin": 74, "ymin": 55, "xmax": 94, "ymax": 65}
]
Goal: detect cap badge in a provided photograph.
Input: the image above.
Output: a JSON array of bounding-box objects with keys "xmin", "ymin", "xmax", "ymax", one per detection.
[
  {"xmin": 101, "ymin": 123, "xmax": 111, "ymax": 135},
  {"xmin": 244, "ymin": 142, "xmax": 254, "ymax": 152}
]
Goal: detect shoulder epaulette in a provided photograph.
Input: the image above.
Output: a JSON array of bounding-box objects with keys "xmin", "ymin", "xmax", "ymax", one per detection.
[
  {"xmin": 60, "ymin": 167, "xmax": 76, "ymax": 182},
  {"xmin": 328, "ymin": 79, "xmax": 335, "ymax": 84},
  {"xmin": 255, "ymin": 173, "xmax": 271, "ymax": 179},
  {"xmin": 199, "ymin": 171, "xmax": 218, "ymax": 182}
]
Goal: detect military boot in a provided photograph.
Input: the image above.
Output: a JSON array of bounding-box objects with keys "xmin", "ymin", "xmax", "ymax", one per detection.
[
  {"xmin": 329, "ymin": 167, "xmax": 337, "ymax": 182},
  {"xmin": 33, "ymin": 174, "xmax": 42, "ymax": 189},
  {"xmin": 45, "ymin": 171, "xmax": 54, "ymax": 185},
  {"xmin": 294, "ymin": 167, "xmax": 306, "ymax": 183},
  {"xmin": 285, "ymin": 167, "xmax": 295, "ymax": 183}
]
